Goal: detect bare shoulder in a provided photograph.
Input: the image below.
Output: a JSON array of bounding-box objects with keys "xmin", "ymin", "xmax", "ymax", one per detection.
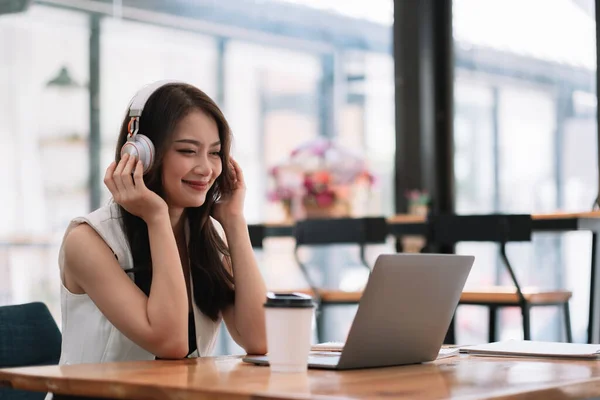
[
  {"xmin": 63, "ymin": 223, "xmax": 113, "ymax": 264},
  {"xmin": 62, "ymin": 223, "xmax": 119, "ymax": 293}
]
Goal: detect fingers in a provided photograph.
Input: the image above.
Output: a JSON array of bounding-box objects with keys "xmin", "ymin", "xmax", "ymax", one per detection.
[
  {"xmin": 103, "ymin": 161, "xmax": 118, "ymax": 195},
  {"xmin": 114, "ymin": 153, "xmax": 137, "ymax": 193},
  {"xmin": 230, "ymin": 158, "xmax": 244, "ymax": 185},
  {"xmin": 132, "ymin": 160, "xmax": 145, "ymax": 189},
  {"xmin": 122, "ymin": 153, "xmax": 137, "ymax": 181},
  {"xmin": 112, "ymin": 154, "xmax": 128, "ymax": 193}
]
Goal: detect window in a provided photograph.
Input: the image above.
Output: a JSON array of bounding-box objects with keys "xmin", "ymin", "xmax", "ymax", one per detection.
[
  {"xmin": 453, "ymin": 0, "xmax": 597, "ymax": 343},
  {"xmin": 0, "ymin": 5, "xmax": 89, "ymax": 318}
]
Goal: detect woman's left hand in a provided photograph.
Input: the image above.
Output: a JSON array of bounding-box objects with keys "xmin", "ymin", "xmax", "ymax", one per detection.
[{"xmin": 212, "ymin": 158, "xmax": 246, "ymax": 226}]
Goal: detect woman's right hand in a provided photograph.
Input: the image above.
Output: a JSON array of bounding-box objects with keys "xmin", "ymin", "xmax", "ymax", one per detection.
[{"xmin": 104, "ymin": 153, "xmax": 168, "ymax": 223}]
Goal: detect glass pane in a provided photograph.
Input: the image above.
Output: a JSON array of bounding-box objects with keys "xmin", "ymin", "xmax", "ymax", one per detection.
[
  {"xmin": 224, "ymin": 41, "xmax": 322, "ymax": 223},
  {"xmin": 340, "ymin": 51, "xmax": 396, "ymax": 217},
  {"xmin": 0, "ymin": 5, "xmax": 90, "ymax": 319},
  {"xmin": 453, "ymin": 0, "xmax": 596, "ymax": 344}
]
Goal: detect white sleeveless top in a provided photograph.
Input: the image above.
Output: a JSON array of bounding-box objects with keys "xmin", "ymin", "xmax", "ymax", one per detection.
[{"xmin": 56, "ymin": 202, "xmax": 222, "ymax": 366}]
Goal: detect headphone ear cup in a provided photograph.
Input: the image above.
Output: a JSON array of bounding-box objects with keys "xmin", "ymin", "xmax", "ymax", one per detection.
[
  {"xmin": 135, "ymin": 134, "xmax": 155, "ymax": 173},
  {"xmin": 120, "ymin": 134, "xmax": 155, "ymax": 173}
]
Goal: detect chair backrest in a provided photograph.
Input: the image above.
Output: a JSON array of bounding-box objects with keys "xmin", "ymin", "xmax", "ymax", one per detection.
[
  {"xmin": 292, "ymin": 217, "xmax": 388, "ymax": 303},
  {"xmin": 294, "ymin": 217, "xmax": 388, "ymax": 246},
  {"xmin": 428, "ymin": 214, "xmax": 532, "ymax": 245},
  {"xmin": 0, "ymin": 302, "xmax": 61, "ymax": 368},
  {"xmin": 247, "ymin": 224, "xmax": 265, "ymax": 249}
]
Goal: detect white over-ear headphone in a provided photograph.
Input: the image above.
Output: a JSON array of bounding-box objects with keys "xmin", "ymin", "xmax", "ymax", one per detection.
[{"xmin": 121, "ymin": 80, "xmax": 179, "ymax": 173}]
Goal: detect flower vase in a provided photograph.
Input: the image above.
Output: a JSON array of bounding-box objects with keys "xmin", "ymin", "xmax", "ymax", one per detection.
[
  {"xmin": 408, "ymin": 203, "xmax": 428, "ymax": 216},
  {"xmin": 303, "ymin": 200, "xmax": 350, "ymax": 219}
]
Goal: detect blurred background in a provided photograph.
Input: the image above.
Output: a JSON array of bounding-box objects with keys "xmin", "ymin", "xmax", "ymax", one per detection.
[{"xmin": 0, "ymin": 0, "xmax": 597, "ymax": 354}]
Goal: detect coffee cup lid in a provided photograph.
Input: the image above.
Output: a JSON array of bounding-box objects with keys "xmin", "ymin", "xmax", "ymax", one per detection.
[{"xmin": 264, "ymin": 292, "xmax": 315, "ymax": 308}]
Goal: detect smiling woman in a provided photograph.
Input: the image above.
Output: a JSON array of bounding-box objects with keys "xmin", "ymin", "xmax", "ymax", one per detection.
[
  {"xmin": 53, "ymin": 82, "xmax": 267, "ymax": 393},
  {"xmin": 162, "ymin": 111, "xmax": 224, "ymax": 209}
]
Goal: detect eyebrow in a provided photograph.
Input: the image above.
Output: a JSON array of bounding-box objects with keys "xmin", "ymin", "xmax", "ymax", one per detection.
[{"xmin": 174, "ymin": 139, "xmax": 221, "ymax": 147}]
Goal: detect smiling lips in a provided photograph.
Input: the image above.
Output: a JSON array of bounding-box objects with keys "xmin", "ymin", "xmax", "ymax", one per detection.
[{"xmin": 182, "ymin": 179, "xmax": 210, "ymax": 191}]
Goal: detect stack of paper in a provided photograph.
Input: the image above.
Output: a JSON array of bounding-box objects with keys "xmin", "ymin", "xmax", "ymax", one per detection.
[{"xmin": 460, "ymin": 340, "xmax": 600, "ymax": 360}]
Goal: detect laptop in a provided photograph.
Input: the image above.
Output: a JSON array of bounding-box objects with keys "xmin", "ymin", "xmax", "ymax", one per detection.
[{"xmin": 243, "ymin": 253, "xmax": 474, "ymax": 370}]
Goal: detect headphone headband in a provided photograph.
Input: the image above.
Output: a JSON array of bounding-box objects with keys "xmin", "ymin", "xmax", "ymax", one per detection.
[{"xmin": 128, "ymin": 79, "xmax": 181, "ymax": 117}]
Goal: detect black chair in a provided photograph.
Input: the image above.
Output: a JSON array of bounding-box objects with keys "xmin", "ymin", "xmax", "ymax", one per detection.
[
  {"xmin": 247, "ymin": 224, "xmax": 265, "ymax": 249},
  {"xmin": 293, "ymin": 217, "xmax": 388, "ymax": 341},
  {"xmin": 0, "ymin": 302, "xmax": 62, "ymax": 399},
  {"xmin": 427, "ymin": 214, "xmax": 572, "ymax": 343}
]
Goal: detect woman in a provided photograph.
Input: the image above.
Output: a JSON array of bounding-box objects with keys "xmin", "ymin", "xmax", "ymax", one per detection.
[{"xmin": 56, "ymin": 81, "xmax": 267, "ymax": 369}]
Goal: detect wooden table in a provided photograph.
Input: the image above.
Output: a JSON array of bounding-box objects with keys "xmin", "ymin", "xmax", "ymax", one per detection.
[
  {"xmin": 3, "ymin": 355, "xmax": 600, "ymax": 399},
  {"xmin": 254, "ymin": 212, "xmax": 600, "ymax": 344}
]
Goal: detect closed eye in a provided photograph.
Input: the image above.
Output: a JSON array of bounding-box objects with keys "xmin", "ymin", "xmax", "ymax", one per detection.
[
  {"xmin": 177, "ymin": 149, "xmax": 196, "ymax": 155},
  {"xmin": 210, "ymin": 151, "xmax": 222, "ymax": 156}
]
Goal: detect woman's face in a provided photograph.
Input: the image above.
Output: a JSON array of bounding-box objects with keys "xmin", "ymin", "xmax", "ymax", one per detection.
[{"xmin": 161, "ymin": 110, "xmax": 223, "ymax": 209}]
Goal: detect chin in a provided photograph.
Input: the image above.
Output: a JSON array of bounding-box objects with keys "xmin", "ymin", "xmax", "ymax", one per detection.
[
  {"xmin": 168, "ymin": 194, "xmax": 207, "ymax": 209},
  {"xmin": 186, "ymin": 195, "xmax": 208, "ymax": 208},
  {"xmin": 182, "ymin": 198, "xmax": 206, "ymax": 208}
]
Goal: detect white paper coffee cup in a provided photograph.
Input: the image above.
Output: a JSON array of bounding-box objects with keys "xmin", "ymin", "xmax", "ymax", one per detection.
[{"xmin": 264, "ymin": 292, "xmax": 315, "ymax": 372}]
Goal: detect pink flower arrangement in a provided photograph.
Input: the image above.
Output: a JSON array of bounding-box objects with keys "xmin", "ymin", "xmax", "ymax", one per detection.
[
  {"xmin": 404, "ymin": 189, "xmax": 430, "ymax": 216},
  {"xmin": 404, "ymin": 189, "xmax": 429, "ymax": 205},
  {"xmin": 267, "ymin": 138, "xmax": 375, "ymax": 210}
]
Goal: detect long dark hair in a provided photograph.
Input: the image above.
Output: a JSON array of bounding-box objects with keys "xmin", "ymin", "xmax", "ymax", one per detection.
[{"xmin": 114, "ymin": 82, "xmax": 235, "ymax": 321}]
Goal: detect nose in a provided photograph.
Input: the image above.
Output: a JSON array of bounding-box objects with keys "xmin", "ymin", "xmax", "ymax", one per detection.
[{"xmin": 192, "ymin": 154, "xmax": 212, "ymax": 176}]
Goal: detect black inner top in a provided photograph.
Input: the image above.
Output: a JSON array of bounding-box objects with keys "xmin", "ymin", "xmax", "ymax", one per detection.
[{"xmin": 187, "ymin": 310, "xmax": 197, "ymax": 356}]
